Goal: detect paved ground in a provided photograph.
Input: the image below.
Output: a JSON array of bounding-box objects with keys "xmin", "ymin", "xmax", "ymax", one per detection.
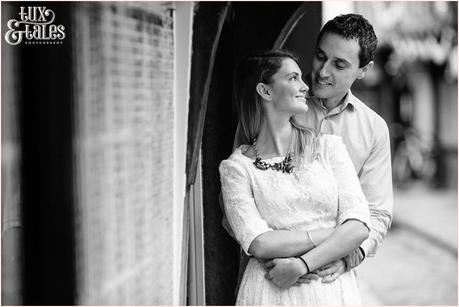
[{"xmin": 357, "ymin": 183, "xmax": 458, "ymax": 305}]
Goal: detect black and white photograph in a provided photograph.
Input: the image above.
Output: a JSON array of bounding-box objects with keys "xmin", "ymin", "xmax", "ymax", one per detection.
[{"xmin": 1, "ymin": 1, "xmax": 458, "ymax": 305}]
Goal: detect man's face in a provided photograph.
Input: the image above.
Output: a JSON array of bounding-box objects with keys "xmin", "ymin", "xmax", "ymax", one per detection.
[{"xmin": 311, "ymin": 32, "xmax": 370, "ymax": 104}]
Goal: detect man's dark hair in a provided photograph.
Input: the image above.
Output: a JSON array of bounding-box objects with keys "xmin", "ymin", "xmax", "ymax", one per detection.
[{"xmin": 317, "ymin": 14, "xmax": 378, "ymax": 67}]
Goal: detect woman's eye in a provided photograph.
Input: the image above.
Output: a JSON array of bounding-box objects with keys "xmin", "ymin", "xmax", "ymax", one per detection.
[
  {"xmin": 290, "ymin": 76, "xmax": 298, "ymax": 81},
  {"xmin": 335, "ymin": 64, "xmax": 345, "ymax": 70}
]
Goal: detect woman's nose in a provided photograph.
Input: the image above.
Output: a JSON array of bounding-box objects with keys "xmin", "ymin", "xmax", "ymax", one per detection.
[{"xmin": 300, "ymin": 79, "xmax": 309, "ymax": 93}]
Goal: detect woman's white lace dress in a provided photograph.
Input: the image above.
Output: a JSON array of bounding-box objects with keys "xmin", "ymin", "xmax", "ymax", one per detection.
[{"xmin": 219, "ymin": 135, "xmax": 370, "ymax": 305}]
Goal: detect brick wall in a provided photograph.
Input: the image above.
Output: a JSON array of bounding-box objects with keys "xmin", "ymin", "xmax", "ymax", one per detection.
[
  {"xmin": 1, "ymin": 3, "xmax": 22, "ymax": 304},
  {"xmin": 72, "ymin": 3, "xmax": 174, "ymax": 304}
]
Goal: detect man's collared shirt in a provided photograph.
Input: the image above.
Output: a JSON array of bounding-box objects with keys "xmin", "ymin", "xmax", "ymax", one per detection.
[{"xmin": 295, "ymin": 91, "xmax": 393, "ymax": 257}]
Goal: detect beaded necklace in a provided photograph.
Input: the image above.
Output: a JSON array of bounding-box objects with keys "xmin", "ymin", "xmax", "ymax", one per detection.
[{"xmin": 252, "ymin": 138, "xmax": 295, "ymax": 173}]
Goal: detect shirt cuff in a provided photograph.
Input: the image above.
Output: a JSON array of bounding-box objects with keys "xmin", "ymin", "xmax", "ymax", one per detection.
[
  {"xmin": 338, "ymin": 214, "xmax": 371, "ymax": 233},
  {"xmin": 360, "ymin": 239, "xmax": 374, "ymax": 258},
  {"xmin": 359, "ymin": 246, "xmax": 366, "ymax": 260}
]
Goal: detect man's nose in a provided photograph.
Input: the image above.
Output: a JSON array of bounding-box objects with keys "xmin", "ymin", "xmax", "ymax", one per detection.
[{"xmin": 318, "ymin": 61, "xmax": 331, "ymax": 78}]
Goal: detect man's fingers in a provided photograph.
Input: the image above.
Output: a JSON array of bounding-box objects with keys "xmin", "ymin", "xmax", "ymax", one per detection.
[
  {"xmin": 265, "ymin": 271, "xmax": 271, "ymax": 280},
  {"xmin": 297, "ymin": 273, "xmax": 319, "ymax": 284},
  {"xmin": 304, "ymin": 273, "xmax": 320, "ymax": 279},
  {"xmin": 316, "ymin": 259, "xmax": 346, "ymax": 278},
  {"xmin": 294, "ymin": 282, "xmax": 304, "ymax": 286},
  {"xmin": 321, "ymin": 272, "xmax": 340, "ymax": 283},
  {"xmin": 296, "ymin": 277, "xmax": 312, "ymax": 284},
  {"xmin": 263, "ymin": 260, "xmax": 275, "ymax": 269},
  {"xmin": 316, "ymin": 268, "xmax": 335, "ymax": 277}
]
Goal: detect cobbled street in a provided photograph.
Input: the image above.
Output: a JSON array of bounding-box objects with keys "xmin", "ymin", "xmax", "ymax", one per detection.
[{"xmin": 358, "ymin": 183, "xmax": 458, "ymax": 305}]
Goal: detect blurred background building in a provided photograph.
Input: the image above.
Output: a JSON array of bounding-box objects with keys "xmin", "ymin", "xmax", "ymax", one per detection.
[{"xmin": 1, "ymin": 1, "xmax": 457, "ymax": 305}]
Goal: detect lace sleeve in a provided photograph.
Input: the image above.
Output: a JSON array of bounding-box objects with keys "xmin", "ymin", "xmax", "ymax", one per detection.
[
  {"xmin": 324, "ymin": 135, "xmax": 371, "ymax": 229},
  {"xmin": 219, "ymin": 158, "xmax": 273, "ymax": 255}
]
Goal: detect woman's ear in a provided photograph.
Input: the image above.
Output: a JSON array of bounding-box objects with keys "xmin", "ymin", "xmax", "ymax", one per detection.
[{"xmin": 256, "ymin": 83, "xmax": 272, "ymax": 101}]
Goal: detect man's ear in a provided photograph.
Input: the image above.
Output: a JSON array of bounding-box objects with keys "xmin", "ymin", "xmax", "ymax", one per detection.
[
  {"xmin": 256, "ymin": 83, "xmax": 272, "ymax": 101},
  {"xmin": 357, "ymin": 61, "xmax": 374, "ymax": 79}
]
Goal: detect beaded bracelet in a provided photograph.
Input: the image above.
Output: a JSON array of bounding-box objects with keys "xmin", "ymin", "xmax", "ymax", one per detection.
[
  {"xmin": 306, "ymin": 231, "xmax": 317, "ymax": 247},
  {"xmin": 297, "ymin": 256, "xmax": 310, "ymax": 274}
]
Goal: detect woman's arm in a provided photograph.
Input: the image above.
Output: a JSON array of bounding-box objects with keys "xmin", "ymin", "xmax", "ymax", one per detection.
[
  {"xmin": 248, "ymin": 228, "xmax": 334, "ymax": 259},
  {"xmin": 266, "ymin": 136, "xmax": 371, "ymax": 288},
  {"xmin": 300, "ymin": 136, "xmax": 371, "ymax": 271},
  {"xmin": 220, "ymin": 157, "xmax": 335, "ymax": 258},
  {"xmin": 264, "ymin": 220, "xmax": 368, "ymax": 289},
  {"xmin": 299, "ymin": 219, "xmax": 368, "ymax": 272}
]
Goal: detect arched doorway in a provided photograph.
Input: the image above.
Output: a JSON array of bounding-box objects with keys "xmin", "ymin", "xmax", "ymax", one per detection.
[{"xmin": 193, "ymin": 2, "xmax": 322, "ymax": 304}]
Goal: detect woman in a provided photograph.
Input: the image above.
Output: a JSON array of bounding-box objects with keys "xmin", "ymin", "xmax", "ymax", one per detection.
[{"xmin": 219, "ymin": 50, "xmax": 370, "ymax": 305}]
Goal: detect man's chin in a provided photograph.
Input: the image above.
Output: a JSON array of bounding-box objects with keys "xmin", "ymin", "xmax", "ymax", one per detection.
[{"xmin": 311, "ymin": 87, "xmax": 330, "ymax": 99}]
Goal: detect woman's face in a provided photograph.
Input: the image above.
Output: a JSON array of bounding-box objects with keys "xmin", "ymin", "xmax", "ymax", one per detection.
[{"xmin": 267, "ymin": 58, "xmax": 309, "ymax": 115}]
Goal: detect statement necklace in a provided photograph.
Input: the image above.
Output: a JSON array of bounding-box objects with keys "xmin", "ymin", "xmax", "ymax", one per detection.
[{"xmin": 252, "ymin": 138, "xmax": 294, "ymax": 173}]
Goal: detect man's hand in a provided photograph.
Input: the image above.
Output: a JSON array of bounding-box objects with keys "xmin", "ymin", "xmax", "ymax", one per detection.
[
  {"xmin": 316, "ymin": 259, "xmax": 346, "ymax": 283},
  {"xmin": 296, "ymin": 271, "xmax": 320, "ymax": 284},
  {"xmin": 297, "ymin": 259, "xmax": 346, "ymax": 284},
  {"xmin": 263, "ymin": 258, "xmax": 307, "ymax": 289},
  {"xmin": 343, "ymin": 247, "xmax": 365, "ymax": 271}
]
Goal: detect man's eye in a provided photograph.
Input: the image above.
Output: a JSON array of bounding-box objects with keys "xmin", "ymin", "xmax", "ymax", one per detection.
[
  {"xmin": 290, "ymin": 76, "xmax": 298, "ymax": 80},
  {"xmin": 315, "ymin": 53, "xmax": 326, "ymax": 61}
]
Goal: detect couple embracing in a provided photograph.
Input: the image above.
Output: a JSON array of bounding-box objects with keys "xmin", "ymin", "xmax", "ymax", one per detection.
[{"xmin": 219, "ymin": 14, "xmax": 393, "ymax": 305}]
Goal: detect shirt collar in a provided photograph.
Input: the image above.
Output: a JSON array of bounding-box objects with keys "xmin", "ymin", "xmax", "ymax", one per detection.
[
  {"xmin": 305, "ymin": 73, "xmax": 357, "ymax": 112},
  {"xmin": 309, "ymin": 90, "xmax": 357, "ymax": 113}
]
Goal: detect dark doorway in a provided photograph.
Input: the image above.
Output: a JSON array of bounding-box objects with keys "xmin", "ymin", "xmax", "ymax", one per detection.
[{"xmin": 199, "ymin": 2, "xmax": 321, "ymax": 304}]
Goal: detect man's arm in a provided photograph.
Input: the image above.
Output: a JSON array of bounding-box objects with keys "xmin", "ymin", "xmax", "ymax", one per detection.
[
  {"xmin": 358, "ymin": 118, "xmax": 393, "ymax": 258},
  {"xmin": 267, "ymin": 135, "xmax": 372, "ymax": 288},
  {"xmin": 301, "ymin": 118, "xmax": 393, "ymax": 281},
  {"xmin": 264, "ymin": 220, "xmax": 368, "ymax": 288}
]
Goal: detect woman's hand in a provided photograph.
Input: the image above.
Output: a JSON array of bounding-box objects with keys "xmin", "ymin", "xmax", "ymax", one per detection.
[{"xmin": 263, "ymin": 257, "xmax": 307, "ymax": 289}]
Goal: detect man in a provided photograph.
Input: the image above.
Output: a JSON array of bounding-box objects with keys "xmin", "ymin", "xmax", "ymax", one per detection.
[{"xmin": 223, "ymin": 13, "xmax": 393, "ymax": 289}]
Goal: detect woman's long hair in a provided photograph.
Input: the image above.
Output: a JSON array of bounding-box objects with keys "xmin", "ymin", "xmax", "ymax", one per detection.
[{"xmin": 233, "ymin": 49, "xmax": 318, "ymax": 163}]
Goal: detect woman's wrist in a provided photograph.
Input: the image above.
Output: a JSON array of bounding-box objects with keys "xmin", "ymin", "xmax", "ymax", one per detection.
[{"xmin": 296, "ymin": 256, "xmax": 310, "ymax": 275}]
